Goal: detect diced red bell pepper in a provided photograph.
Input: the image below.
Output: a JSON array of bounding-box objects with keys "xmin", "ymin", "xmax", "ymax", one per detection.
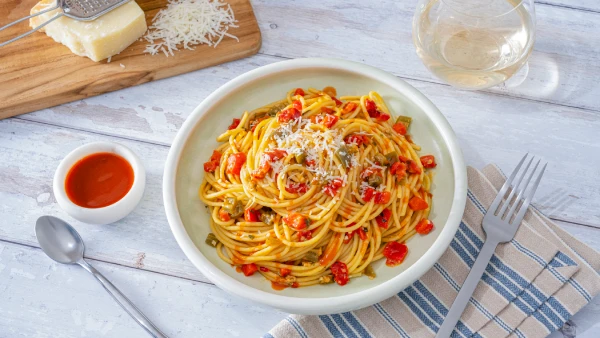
[
  {"xmin": 383, "ymin": 242, "xmax": 408, "ymax": 267},
  {"xmin": 203, "ymin": 150, "xmax": 222, "ymax": 172},
  {"xmin": 226, "ymin": 153, "xmax": 247, "ymax": 176},
  {"xmin": 360, "ymin": 167, "xmax": 382, "ymax": 180},
  {"xmin": 244, "ymin": 209, "xmax": 260, "ymax": 222},
  {"xmin": 323, "ymin": 178, "xmax": 344, "ymax": 197},
  {"xmin": 204, "ymin": 160, "xmax": 219, "ymax": 173},
  {"xmin": 408, "ymin": 196, "xmax": 428, "ymax": 211},
  {"xmin": 420, "ymin": 155, "xmax": 437, "ymax": 169},
  {"xmin": 377, "ymin": 113, "xmax": 390, "ymax": 121},
  {"xmin": 374, "ymin": 191, "xmax": 391, "ymax": 204},
  {"xmin": 375, "ymin": 209, "xmax": 392, "ymax": 229},
  {"xmin": 252, "ymin": 157, "xmax": 271, "ymax": 179},
  {"xmin": 298, "ymin": 230, "xmax": 312, "ymax": 242},
  {"xmin": 415, "ymin": 219, "xmax": 434, "ymax": 234},
  {"xmin": 293, "ymin": 100, "xmax": 302, "ymax": 112},
  {"xmin": 362, "ymin": 187, "xmax": 376, "ymax": 202},
  {"xmin": 407, "ymin": 160, "xmax": 422, "ymax": 175},
  {"xmin": 210, "ymin": 150, "xmax": 222, "ymax": 162},
  {"xmin": 228, "ymin": 118, "xmax": 241, "ymax": 130},
  {"xmin": 278, "ymin": 108, "xmax": 301, "ymax": 123},
  {"xmin": 294, "ymin": 88, "xmax": 305, "ymax": 96},
  {"xmin": 321, "ymin": 107, "xmax": 335, "ymax": 114},
  {"xmin": 286, "ymin": 182, "xmax": 309, "ymax": 194},
  {"xmin": 390, "ymin": 161, "xmax": 407, "ymax": 180},
  {"xmin": 365, "ymin": 99, "xmax": 377, "ymax": 116},
  {"xmin": 330, "ymin": 261, "xmax": 349, "ymax": 286},
  {"xmin": 283, "ymin": 213, "xmax": 309, "ymax": 230},
  {"xmin": 241, "ymin": 263, "xmax": 258, "ymax": 276},
  {"xmin": 265, "ymin": 149, "xmax": 287, "ymax": 161},
  {"xmin": 342, "ymin": 102, "xmax": 357, "ymax": 114},
  {"xmin": 344, "ymin": 134, "xmax": 369, "ymax": 146},
  {"xmin": 322, "ymin": 114, "xmax": 339, "ymax": 128},
  {"xmin": 392, "ymin": 122, "xmax": 407, "ymax": 135},
  {"xmin": 219, "ymin": 209, "xmax": 231, "ymax": 221}
]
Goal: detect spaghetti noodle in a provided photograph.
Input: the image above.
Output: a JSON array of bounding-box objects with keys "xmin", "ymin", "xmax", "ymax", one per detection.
[{"xmin": 200, "ymin": 87, "xmax": 437, "ymax": 289}]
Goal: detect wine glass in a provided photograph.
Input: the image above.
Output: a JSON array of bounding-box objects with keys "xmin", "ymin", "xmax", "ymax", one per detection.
[{"xmin": 412, "ymin": 0, "xmax": 536, "ymax": 90}]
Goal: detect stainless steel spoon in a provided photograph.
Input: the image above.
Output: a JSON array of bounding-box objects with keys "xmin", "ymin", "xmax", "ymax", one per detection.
[{"xmin": 35, "ymin": 216, "xmax": 168, "ymax": 338}]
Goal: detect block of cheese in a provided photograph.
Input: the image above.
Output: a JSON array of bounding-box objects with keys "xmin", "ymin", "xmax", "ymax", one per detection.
[{"xmin": 30, "ymin": 0, "xmax": 147, "ymax": 62}]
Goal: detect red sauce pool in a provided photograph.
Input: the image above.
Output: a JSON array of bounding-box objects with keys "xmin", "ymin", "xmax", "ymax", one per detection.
[
  {"xmin": 271, "ymin": 281, "xmax": 287, "ymax": 291},
  {"xmin": 65, "ymin": 152, "xmax": 134, "ymax": 208}
]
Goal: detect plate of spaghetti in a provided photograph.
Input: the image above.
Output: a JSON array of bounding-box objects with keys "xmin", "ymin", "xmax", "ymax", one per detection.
[{"xmin": 164, "ymin": 58, "xmax": 467, "ymax": 314}]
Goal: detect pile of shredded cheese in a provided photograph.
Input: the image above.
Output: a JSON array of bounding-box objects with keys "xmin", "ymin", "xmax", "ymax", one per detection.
[
  {"xmin": 269, "ymin": 117, "xmax": 355, "ymax": 193},
  {"xmin": 144, "ymin": 0, "xmax": 239, "ymax": 56}
]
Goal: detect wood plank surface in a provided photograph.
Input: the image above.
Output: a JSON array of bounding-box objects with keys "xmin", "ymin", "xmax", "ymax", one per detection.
[
  {"xmin": 0, "ymin": 221, "xmax": 598, "ymax": 337},
  {"xmin": 252, "ymin": 0, "xmax": 600, "ymax": 111},
  {"xmin": 0, "ymin": 0, "xmax": 261, "ymax": 119},
  {"xmin": 0, "ymin": 241, "xmax": 285, "ymax": 338},
  {"xmin": 0, "ymin": 0, "xmax": 599, "ymax": 336}
]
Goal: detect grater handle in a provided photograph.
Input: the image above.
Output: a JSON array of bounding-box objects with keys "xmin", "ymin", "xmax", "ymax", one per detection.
[{"xmin": 0, "ymin": 3, "xmax": 63, "ymax": 47}]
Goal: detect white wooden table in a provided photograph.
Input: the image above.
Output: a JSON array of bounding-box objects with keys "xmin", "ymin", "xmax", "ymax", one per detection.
[{"xmin": 1, "ymin": 1, "xmax": 599, "ymax": 337}]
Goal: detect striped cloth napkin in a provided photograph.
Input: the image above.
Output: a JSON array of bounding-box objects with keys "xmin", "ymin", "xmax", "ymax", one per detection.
[{"xmin": 265, "ymin": 164, "xmax": 600, "ymax": 338}]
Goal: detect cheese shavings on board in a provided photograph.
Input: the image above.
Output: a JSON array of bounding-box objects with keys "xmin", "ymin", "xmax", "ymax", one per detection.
[{"xmin": 144, "ymin": 0, "xmax": 239, "ymax": 56}]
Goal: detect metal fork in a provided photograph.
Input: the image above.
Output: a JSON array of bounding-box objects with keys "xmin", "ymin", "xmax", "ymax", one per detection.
[{"xmin": 435, "ymin": 154, "xmax": 547, "ymax": 338}]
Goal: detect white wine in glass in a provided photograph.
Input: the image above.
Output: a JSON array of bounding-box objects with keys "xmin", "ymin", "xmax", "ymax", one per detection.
[{"xmin": 413, "ymin": 0, "xmax": 535, "ymax": 90}]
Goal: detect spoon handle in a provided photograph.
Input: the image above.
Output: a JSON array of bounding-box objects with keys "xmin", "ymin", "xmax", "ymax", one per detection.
[{"xmin": 78, "ymin": 259, "xmax": 168, "ymax": 338}]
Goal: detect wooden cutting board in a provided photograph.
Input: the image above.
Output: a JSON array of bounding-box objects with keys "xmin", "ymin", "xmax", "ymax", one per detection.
[{"xmin": 0, "ymin": 0, "xmax": 261, "ymax": 119}]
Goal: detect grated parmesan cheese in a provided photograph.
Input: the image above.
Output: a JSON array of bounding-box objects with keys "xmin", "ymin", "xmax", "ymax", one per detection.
[
  {"xmin": 144, "ymin": 0, "xmax": 239, "ymax": 56},
  {"xmin": 365, "ymin": 158, "xmax": 385, "ymax": 170}
]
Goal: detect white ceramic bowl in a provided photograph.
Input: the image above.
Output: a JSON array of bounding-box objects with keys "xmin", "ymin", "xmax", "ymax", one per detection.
[
  {"xmin": 54, "ymin": 142, "xmax": 146, "ymax": 225},
  {"xmin": 164, "ymin": 58, "xmax": 467, "ymax": 315}
]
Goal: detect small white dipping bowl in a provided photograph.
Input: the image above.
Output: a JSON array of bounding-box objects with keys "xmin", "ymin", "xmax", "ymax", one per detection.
[{"xmin": 53, "ymin": 142, "xmax": 146, "ymax": 225}]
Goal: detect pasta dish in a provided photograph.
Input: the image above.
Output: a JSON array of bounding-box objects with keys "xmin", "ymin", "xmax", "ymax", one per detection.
[{"xmin": 200, "ymin": 87, "xmax": 436, "ymax": 289}]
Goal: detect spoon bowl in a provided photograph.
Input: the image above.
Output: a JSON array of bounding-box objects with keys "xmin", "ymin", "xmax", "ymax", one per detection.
[{"xmin": 35, "ymin": 215, "xmax": 85, "ymax": 264}]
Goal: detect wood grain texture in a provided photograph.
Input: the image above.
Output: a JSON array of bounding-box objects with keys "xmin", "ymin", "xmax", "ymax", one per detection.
[
  {"xmin": 0, "ymin": 118, "xmax": 208, "ymax": 282},
  {"xmin": 0, "ymin": 0, "xmax": 599, "ymax": 335},
  {"xmin": 0, "ymin": 241, "xmax": 286, "ymax": 338},
  {"xmin": 252, "ymin": 0, "xmax": 600, "ymax": 111},
  {"xmin": 0, "ymin": 221, "xmax": 597, "ymax": 337},
  {"xmin": 0, "ymin": 0, "xmax": 261, "ymax": 119},
  {"xmin": 17, "ymin": 53, "xmax": 600, "ymax": 227}
]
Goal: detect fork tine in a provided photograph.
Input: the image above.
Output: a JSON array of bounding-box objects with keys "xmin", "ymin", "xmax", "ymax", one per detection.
[
  {"xmin": 497, "ymin": 156, "xmax": 534, "ymax": 218},
  {"xmin": 511, "ymin": 162, "xmax": 547, "ymax": 225},
  {"xmin": 488, "ymin": 153, "xmax": 528, "ymax": 215},
  {"xmin": 505, "ymin": 159, "xmax": 540, "ymax": 222}
]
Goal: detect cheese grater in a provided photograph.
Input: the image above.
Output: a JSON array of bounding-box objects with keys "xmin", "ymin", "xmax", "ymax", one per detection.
[{"xmin": 0, "ymin": 0, "xmax": 131, "ymax": 47}]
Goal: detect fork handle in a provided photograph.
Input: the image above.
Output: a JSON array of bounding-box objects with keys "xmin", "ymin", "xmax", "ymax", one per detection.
[{"xmin": 435, "ymin": 238, "xmax": 499, "ymax": 338}]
